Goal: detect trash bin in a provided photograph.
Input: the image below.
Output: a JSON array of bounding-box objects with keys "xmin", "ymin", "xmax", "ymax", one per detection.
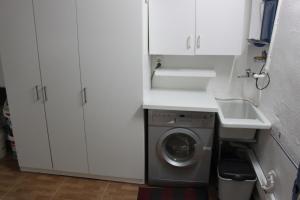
[{"xmin": 218, "ymin": 159, "xmax": 257, "ymax": 200}]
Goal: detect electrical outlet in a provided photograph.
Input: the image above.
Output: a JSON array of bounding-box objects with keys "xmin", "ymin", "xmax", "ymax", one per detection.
[{"xmin": 151, "ymin": 56, "xmax": 164, "ymax": 68}]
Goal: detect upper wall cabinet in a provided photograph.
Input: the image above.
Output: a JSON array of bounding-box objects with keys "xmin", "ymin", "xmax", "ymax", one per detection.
[
  {"xmin": 149, "ymin": 0, "xmax": 196, "ymax": 55},
  {"xmin": 149, "ymin": 0, "xmax": 248, "ymax": 55}
]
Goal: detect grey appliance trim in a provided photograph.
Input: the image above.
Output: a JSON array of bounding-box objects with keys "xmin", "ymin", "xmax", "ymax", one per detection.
[{"xmin": 157, "ymin": 128, "xmax": 202, "ymax": 168}]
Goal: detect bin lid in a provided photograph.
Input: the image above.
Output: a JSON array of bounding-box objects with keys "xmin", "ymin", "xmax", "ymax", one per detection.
[{"xmin": 219, "ymin": 159, "xmax": 256, "ymax": 181}]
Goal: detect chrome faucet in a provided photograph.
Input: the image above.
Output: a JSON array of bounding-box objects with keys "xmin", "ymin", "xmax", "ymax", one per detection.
[
  {"xmin": 238, "ymin": 69, "xmax": 252, "ymax": 78},
  {"xmin": 238, "ymin": 68, "xmax": 267, "ymax": 79}
]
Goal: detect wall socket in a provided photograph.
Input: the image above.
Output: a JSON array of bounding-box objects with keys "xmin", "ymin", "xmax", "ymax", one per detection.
[{"xmin": 151, "ymin": 55, "xmax": 164, "ymax": 69}]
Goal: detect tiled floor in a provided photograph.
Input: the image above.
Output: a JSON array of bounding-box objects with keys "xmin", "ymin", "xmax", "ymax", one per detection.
[
  {"xmin": 0, "ymin": 157, "xmax": 217, "ymax": 200},
  {"xmin": 0, "ymin": 157, "xmax": 138, "ymax": 200}
]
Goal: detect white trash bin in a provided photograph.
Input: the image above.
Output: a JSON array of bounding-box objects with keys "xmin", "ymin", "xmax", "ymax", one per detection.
[{"xmin": 218, "ymin": 159, "xmax": 257, "ymax": 200}]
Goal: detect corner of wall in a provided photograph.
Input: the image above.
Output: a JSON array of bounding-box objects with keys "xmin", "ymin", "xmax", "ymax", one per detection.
[
  {"xmin": 142, "ymin": 0, "xmax": 151, "ymax": 98},
  {"xmin": 0, "ymin": 55, "xmax": 5, "ymax": 87}
]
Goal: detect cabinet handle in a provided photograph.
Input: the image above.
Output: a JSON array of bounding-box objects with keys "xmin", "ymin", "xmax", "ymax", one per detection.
[
  {"xmin": 187, "ymin": 36, "xmax": 192, "ymax": 49},
  {"xmin": 35, "ymin": 85, "xmax": 40, "ymax": 101},
  {"xmin": 197, "ymin": 35, "xmax": 201, "ymax": 49},
  {"xmin": 83, "ymin": 88, "xmax": 87, "ymax": 105},
  {"xmin": 42, "ymin": 86, "xmax": 48, "ymax": 102}
]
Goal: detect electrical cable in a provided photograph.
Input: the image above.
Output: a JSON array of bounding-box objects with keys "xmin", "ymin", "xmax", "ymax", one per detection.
[
  {"xmin": 151, "ymin": 62, "xmax": 162, "ymax": 81},
  {"xmin": 256, "ymin": 62, "xmax": 271, "ymax": 90}
]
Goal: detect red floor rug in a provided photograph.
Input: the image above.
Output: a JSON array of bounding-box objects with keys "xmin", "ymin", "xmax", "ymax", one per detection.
[{"xmin": 137, "ymin": 187, "xmax": 208, "ymax": 200}]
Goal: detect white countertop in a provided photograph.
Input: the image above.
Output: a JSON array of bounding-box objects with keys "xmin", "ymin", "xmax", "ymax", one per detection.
[{"xmin": 143, "ymin": 89, "xmax": 218, "ymax": 112}]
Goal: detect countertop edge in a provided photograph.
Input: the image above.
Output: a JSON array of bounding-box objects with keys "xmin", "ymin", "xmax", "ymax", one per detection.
[{"xmin": 142, "ymin": 104, "xmax": 218, "ymax": 113}]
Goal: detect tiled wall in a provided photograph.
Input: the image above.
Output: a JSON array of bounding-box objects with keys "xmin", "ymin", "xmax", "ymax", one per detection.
[{"xmin": 254, "ymin": 0, "xmax": 300, "ymax": 198}]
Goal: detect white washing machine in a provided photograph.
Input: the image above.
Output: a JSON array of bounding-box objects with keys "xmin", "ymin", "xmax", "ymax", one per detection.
[{"xmin": 148, "ymin": 110, "xmax": 215, "ymax": 186}]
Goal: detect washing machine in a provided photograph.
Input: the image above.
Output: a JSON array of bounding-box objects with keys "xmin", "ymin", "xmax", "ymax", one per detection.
[{"xmin": 148, "ymin": 110, "xmax": 215, "ymax": 186}]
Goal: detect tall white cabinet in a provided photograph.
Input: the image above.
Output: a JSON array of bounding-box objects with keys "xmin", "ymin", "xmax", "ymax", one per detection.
[
  {"xmin": 0, "ymin": 0, "xmax": 52, "ymax": 170},
  {"xmin": 0, "ymin": 0, "xmax": 144, "ymax": 182},
  {"xmin": 76, "ymin": 0, "xmax": 144, "ymax": 180},
  {"xmin": 33, "ymin": 0, "xmax": 88, "ymax": 173}
]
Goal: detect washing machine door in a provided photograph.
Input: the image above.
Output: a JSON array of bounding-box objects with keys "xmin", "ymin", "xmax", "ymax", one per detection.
[{"xmin": 157, "ymin": 128, "xmax": 203, "ymax": 167}]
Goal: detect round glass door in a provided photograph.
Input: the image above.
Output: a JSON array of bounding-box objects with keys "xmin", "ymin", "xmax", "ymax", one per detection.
[{"xmin": 157, "ymin": 128, "xmax": 202, "ymax": 167}]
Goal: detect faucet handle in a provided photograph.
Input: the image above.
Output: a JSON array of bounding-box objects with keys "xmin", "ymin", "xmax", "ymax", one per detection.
[
  {"xmin": 238, "ymin": 69, "xmax": 252, "ymax": 78},
  {"xmin": 245, "ymin": 68, "xmax": 252, "ymax": 74}
]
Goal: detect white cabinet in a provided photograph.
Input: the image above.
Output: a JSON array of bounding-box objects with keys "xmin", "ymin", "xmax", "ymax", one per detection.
[
  {"xmin": 0, "ymin": 0, "xmax": 88, "ymax": 173},
  {"xmin": 33, "ymin": 0, "xmax": 88, "ymax": 173},
  {"xmin": 196, "ymin": 0, "xmax": 247, "ymax": 55},
  {"xmin": 77, "ymin": 0, "xmax": 144, "ymax": 181},
  {"xmin": 149, "ymin": 0, "xmax": 248, "ymax": 55},
  {"xmin": 149, "ymin": 0, "xmax": 196, "ymax": 55},
  {"xmin": 0, "ymin": 0, "xmax": 52, "ymax": 170},
  {"xmin": 0, "ymin": 0, "xmax": 144, "ymax": 182}
]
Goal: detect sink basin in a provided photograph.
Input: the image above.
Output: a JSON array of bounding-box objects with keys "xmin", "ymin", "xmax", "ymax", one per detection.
[{"xmin": 217, "ymin": 100, "xmax": 271, "ymax": 129}]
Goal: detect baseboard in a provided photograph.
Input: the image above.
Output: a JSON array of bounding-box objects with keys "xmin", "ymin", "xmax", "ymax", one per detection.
[{"xmin": 20, "ymin": 167, "xmax": 144, "ymax": 185}]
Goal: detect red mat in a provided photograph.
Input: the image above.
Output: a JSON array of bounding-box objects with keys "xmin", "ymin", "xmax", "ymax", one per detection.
[{"xmin": 137, "ymin": 187, "xmax": 208, "ymax": 200}]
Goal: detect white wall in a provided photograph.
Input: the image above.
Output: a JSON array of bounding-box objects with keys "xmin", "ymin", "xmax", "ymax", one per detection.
[
  {"xmin": 243, "ymin": 44, "xmax": 269, "ymax": 103},
  {"xmin": 258, "ymin": 0, "xmax": 300, "ymax": 166},
  {"xmin": 254, "ymin": 131, "xmax": 297, "ymax": 200},
  {"xmin": 151, "ymin": 54, "xmax": 250, "ymax": 98},
  {"xmin": 0, "ymin": 56, "xmax": 5, "ymax": 87},
  {"xmin": 250, "ymin": 0, "xmax": 300, "ymax": 199}
]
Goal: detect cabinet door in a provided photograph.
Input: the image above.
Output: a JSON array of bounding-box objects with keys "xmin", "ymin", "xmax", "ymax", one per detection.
[
  {"xmin": 77, "ymin": 0, "xmax": 144, "ymax": 181},
  {"xmin": 149, "ymin": 0, "xmax": 196, "ymax": 55},
  {"xmin": 33, "ymin": 0, "xmax": 88, "ymax": 173},
  {"xmin": 196, "ymin": 0, "xmax": 246, "ymax": 55},
  {"xmin": 0, "ymin": 0, "xmax": 52, "ymax": 169}
]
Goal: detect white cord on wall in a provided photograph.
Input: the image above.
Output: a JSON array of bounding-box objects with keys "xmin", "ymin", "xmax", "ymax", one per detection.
[{"xmin": 228, "ymin": 55, "xmax": 238, "ymax": 89}]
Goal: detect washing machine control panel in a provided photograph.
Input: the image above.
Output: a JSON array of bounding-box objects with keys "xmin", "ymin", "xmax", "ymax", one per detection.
[{"xmin": 148, "ymin": 110, "xmax": 215, "ymax": 128}]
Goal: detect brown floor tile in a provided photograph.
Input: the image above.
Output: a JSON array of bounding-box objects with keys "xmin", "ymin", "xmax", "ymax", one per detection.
[
  {"xmin": 52, "ymin": 177, "xmax": 108, "ymax": 200},
  {"xmin": 0, "ymin": 157, "xmax": 218, "ymax": 200},
  {"xmin": 0, "ymin": 158, "xmax": 24, "ymax": 197},
  {"xmin": 2, "ymin": 173, "xmax": 64, "ymax": 200},
  {"xmin": 102, "ymin": 182, "xmax": 139, "ymax": 200}
]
